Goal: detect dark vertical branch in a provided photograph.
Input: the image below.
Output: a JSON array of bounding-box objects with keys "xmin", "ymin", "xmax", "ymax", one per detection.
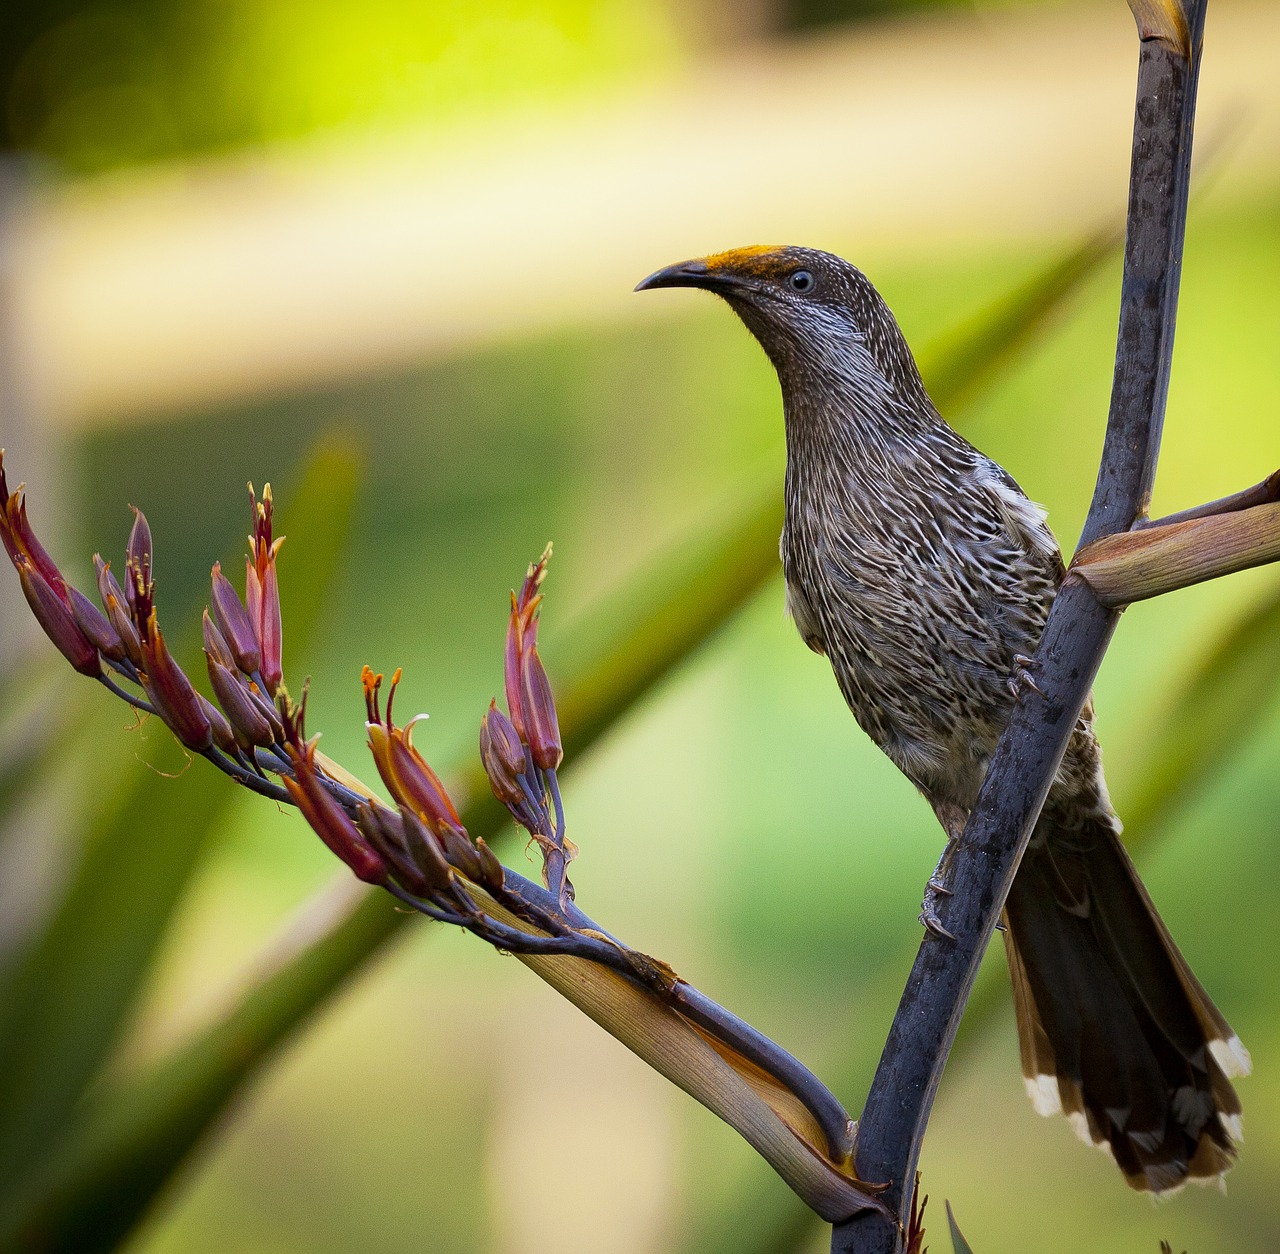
[
  {"xmin": 1083, "ymin": 4, "xmax": 1207, "ymax": 542},
  {"xmin": 832, "ymin": 4, "xmax": 1207, "ymax": 1251}
]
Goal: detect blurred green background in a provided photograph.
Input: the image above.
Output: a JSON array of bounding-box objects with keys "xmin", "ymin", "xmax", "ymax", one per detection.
[{"xmin": 1, "ymin": 0, "xmax": 1278, "ymax": 1252}]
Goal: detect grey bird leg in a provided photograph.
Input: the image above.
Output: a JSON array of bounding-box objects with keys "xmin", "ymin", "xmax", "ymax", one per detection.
[{"xmin": 920, "ymin": 802, "xmax": 967, "ymax": 940}]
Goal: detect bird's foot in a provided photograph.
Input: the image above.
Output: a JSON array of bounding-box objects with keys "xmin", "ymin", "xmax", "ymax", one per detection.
[
  {"xmin": 919, "ymin": 873, "xmax": 956, "ymax": 940},
  {"xmin": 1007, "ymin": 653, "xmax": 1044, "ymax": 702}
]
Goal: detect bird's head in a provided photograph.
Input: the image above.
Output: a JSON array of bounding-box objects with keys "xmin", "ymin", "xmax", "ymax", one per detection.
[{"xmin": 636, "ymin": 245, "xmax": 926, "ymax": 408}]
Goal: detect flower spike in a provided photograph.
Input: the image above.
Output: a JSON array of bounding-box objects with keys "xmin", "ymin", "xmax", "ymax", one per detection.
[{"xmin": 0, "ymin": 468, "xmax": 888, "ymax": 1222}]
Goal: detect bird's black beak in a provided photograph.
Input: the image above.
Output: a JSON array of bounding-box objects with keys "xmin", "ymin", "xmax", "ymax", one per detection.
[{"xmin": 634, "ymin": 258, "xmax": 752, "ymax": 295}]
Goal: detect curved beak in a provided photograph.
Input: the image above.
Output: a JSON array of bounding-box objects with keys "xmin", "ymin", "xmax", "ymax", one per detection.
[{"xmin": 634, "ymin": 258, "xmax": 751, "ymax": 295}]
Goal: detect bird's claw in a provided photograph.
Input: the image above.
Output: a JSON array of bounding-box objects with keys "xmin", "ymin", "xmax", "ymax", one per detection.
[
  {"xmin": 1008, "ymin": 654, "xmax": 1044, "ymax": 702},
  {"xmin": 919, "ymin": 903, "xmax": 956, "ymax": 941},
  {"xmin": 919, "ymin": 879, "xmax": 956, "ymax": 940}
]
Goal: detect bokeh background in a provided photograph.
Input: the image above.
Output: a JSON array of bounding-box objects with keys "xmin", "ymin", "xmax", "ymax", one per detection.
[{"xmin": 1, "ymin": 0, "xmax": 1279, "ymax": 1251}]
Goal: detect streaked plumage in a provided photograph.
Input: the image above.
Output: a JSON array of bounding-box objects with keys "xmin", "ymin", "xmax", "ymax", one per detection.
[{"xmin": 638, "ymin": 245, "xmax": 1249, "ymax": 1192}]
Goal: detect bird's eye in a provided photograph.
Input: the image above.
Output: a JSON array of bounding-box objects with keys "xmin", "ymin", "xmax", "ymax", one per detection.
[{"xmin": 788, "ymin": 270, "xmax": 815, "ymax": 293}]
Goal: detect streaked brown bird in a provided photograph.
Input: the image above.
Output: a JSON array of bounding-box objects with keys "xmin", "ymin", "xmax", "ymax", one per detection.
[{"xmin": 637, "ymin": 245, "xmax": 1249, "ymax": 1193}]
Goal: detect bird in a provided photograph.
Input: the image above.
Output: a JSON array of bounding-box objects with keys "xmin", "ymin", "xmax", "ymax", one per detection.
[{"xmin": 636, "ymin": 245, "xmax": 1249, "ymax": 1194}]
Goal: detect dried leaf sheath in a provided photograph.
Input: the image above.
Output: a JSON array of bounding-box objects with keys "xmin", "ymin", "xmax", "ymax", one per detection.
[{"xmin": 1071, "ymin": 500, "xmax": 1280, "ymax": 606}]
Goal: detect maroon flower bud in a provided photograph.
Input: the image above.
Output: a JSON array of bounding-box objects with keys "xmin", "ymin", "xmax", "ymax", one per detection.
[
  {"xmin": 439, "ymin": 823, "xmax": 483, "ymax": 883},
  {"xmin": 202, "ymin": 609, "xmax": 235, "ymax": 671},
  {"xmin": 284, "ymin": 737, "xmax": 387, "ymax": 886},
  {"xmin": 503, "ymin": 596, "xmax": 529, "ymax": 741},
  {"xmin": 474, "ymin": 837, "xmax": 506, "ymax": 894},
  {"xmin": 246, "ymin": 679, "xmax": 286, "ymax": 743},
  {"xmin": 245, "ymin": 484, "xmax": 284, "ymax": 694},
  {"xmin": 364, "ymin": 669, "xmax": 464, "ymax": 838},
  {"xmin": 502, "ymin": 548, "xmax": 551, "ymax": 742},
  {"xmin": 69, "ymin": 585, "xmax": 125, "ymax": 662},
  {"xmin": 480, "ymin": 701, "xmax": 527, "ymax": 807},
  {"xmin": 397, "ymin": 806, "xmax": 457, "ymax": 894},
  {"xmin": 137, "ymin": 608, "xmax": 213, "ymax": 750},
  {"xmin": 125, "ymin": 506, "xmax": 153, "ymax": 612},
  {"xmin": 0, "ymin": 456, "xmax": 68, "ymax": 599},
  {"xmin": 515, "ymin": 547, "xmax": 550, "ymax": 617},
  {"xmin": 95, "ymin": 557, "xmax": 143, "ymax": 667},
  {"xmin": 210, "ymin": 562, "xmax": 261, "ymax": 674},
  {"xmin": 357, "ymin": 805, "xmax": 455, "ymax": 898},
  {"xmin": 206, "ymin": 652, "xmax": 277, "ymax": 749},
  {"xmin": 356, "ymin": 805, "xmax": 427, "ymax": 895},
  {"xmin": 520, "ymin": 641, "xmax": 562, "ymax": 771},
  {"xmin": 199, "ymin": 694, "xmax": 238, "ymax": 756},
  {"xmin": 17, "ymin": 556, "xmax": 100, "ymax": 677},
  {"xmin": 259, "ymin": 557, "xmax": 283, "ymax": 693},
  {"xmin": 375, "ymin": 720, "xmax": 463, "ymax": 836}
]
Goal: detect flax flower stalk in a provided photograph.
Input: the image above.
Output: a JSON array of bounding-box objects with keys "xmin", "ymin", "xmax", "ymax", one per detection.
[{"xmin": 0, "ymin": 457, "xmax": 891, "ymax": 1225}]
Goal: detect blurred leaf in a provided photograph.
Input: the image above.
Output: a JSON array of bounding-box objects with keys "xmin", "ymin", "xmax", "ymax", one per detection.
[
  {"xmin": 0, "ymin": 223, "xmax": 1122, "ymax": 1253},
  {"xmin": 0, "ymin": 437, "xmax": 361, "ymax": 1210},
  {"xmin": 918, "ymin": 223, "xmax": 1119, "ymax": 415},
  {"xmin": 0, "ymin": 658, "xmax": 73, "ymax": 826},
  {"xmin": 946, "ymin": 1200, "xmax": 976, "ymax": 1254},
  {"xmin": 1118, "ymin": 577, "xmax": 1280, "ymax": 847}
]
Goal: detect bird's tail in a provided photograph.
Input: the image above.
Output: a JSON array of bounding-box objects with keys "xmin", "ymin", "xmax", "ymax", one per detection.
[{"xmin": 1003, "ymin": 814, "xmax": 1249, "ymax": 1193}]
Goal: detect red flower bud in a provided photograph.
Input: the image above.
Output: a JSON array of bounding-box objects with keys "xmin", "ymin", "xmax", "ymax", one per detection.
[
  {"xmin": 503, "ymin": 596, "xmax": 528, "ymax": 741},
  {"xmin": 246, "ymin": 484, "xmax": 284, "ymax": 694},
  {"xmin": 400, "ymin": 807, "xmax": 459, "ymax": 892},
  {"xmin": 210, "ymin": 562, "xmax": 261, "ymax": 674},
  {"xmin": 17, "ymin": 557, "xmax": 100, "ymax": 677},
  {"xmin": 363, "ymin": 668, "xmax": 464, "ymax": 838},
  {"xmin": 202, "ymin": 610, "xmax": 235, "ymax": 670},
  {"xmin": 284, "ymin": 737, "xmax": 387, "ymax": 886},
  {"xmin": 439, "ymin": 823, "xmax": 483, "ymax": 883},
  {"xmin": 259, "ymin": 556, "xmax": 283, "ymax": 693},
  {"xmin": 125, "ymin": 506, "xmax": 153, "ymax": 611},
  {"xmin": 200, "ymin": 694, "xmax": 238, "ymax": 755},
  {"xmin": 206, "ymin": 652, "xmax": 277, "ymax": 749},
  {"xmin": 95, "ymin": 557, "xmax": 143, "ymax": 668},
  {"xmin": 356, "ymin": 805, "xmax": 431, "ymax": 896},
  {"xmin": 502, "ymin": 548, "xmax": 551, "ymax": 742},
  {"xmin": 480, "ymin": 701, "xmax": 527, "ymax": 807},
  {"xmin": 0, "ymin": 455, "xmax": 68, "ymax": 599},
  {"xmin": 357, "ymin": 805, "xmax": 458, "ymax": 898},
  {"xmin": 520, "ymin": 641, "xmax": 562, "ymax": 771},
  {"xmin": 69, "ymin": 585, "xmax": 125, "ymax": 662},
  {"xmin": 474, "ymin": 836, "xmax": 506, "ymax": 894},
  {"xmin": 138, "ymin": 608, "xmax": 213, "ymax": 750}
]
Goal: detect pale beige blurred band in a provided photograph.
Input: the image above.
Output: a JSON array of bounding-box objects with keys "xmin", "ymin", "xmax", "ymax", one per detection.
[{"xmin": 5, "ymin": 0, "xmax": 1279, "ymax": 431}]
